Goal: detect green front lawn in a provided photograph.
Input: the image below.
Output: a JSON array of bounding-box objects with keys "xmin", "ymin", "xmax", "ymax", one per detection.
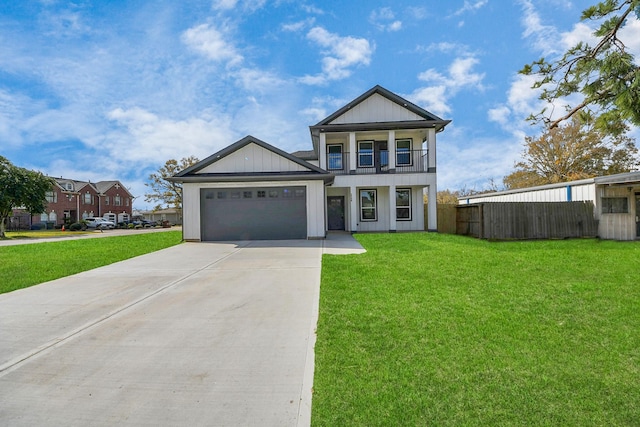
[
  {"xmin": 313, "ymin": 233, "xmax": 640, "ymax": 426},
  {"xmin": 4, "ymin": 229, "xmax": 93, "ymax": 239},
  {"xmin": 0, "ymin": 231, "xmax": 183, "ymax": 294}
]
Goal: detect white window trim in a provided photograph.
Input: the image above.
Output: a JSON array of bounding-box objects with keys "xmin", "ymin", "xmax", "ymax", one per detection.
[
  {"xmin": 396, "ymin": 188, "xmax": 412, "ymax": 221},
  {"xmin": 359, "ymin": 189, "xmax": 377, "ymax": 221}
]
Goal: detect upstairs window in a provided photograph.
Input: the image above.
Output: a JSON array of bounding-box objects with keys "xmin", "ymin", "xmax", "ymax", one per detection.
[
  {"xmin": 396, "ymin": 139, "xmax": 412, "ymax": 166},
  {"xmin": 358, "ymin": 141, "xmax": 374, "ymax": 167},
  {"xmin": 83, "ymin": 192, "xmax": 92, "ymax": 204},
  {"xmin": 114, "ymin": 195, "xmax": 122, "ymax": 206},
  {"xmin": 105, "ymin": 196, "xmax": 109, "ymax": 205},
  {"xmin": 327, "ymin": 144, "xmax": 343, "ymax": 170},
  {"xmin": 46, "ymin": 191, "xmax": 57, "ymax": 203},
  {"xmin": 396, "ymin": 188, "xmax": 412, "ymax": 220}
]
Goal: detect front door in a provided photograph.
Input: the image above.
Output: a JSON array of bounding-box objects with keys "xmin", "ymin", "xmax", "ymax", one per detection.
[
  {"xmin": 636, "ymin": 193, "xmax": 640, "ymax": 238},
  {"xmin": 327, "ymin": 196, "xmax": 345, "ymax": 230}
]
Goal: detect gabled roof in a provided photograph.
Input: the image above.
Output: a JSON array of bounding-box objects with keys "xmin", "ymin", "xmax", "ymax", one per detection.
[
  {"xmin": 172, "ymin": 135, "xmax": 333, "ymax": 184},
  {"xmin": 291, "ymin": 150, "xmax": 318, "ymax": 161},
  {"xmin": 51, "ymin": 178, "xmax": 134, "ymax": 197},
  {"xmin": 460, "ymin": 171, "xmax": 640, "ymax": 201},
  {"xmin": 310, "ymin": 85, "xmax": 451, "ymax": 132}
]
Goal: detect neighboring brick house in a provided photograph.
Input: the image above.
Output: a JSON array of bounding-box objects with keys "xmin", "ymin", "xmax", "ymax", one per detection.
[{"xmin": 33, "ymin": 178, "xmax": 134, "ymax": 227}]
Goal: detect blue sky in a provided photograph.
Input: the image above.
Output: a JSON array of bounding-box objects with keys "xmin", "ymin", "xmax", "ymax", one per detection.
[{"xmin": 1, "ymin": 0, "xmax": 639, "ymax": 209}]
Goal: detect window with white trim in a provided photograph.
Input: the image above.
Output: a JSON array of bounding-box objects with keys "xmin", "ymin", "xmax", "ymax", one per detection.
[
  {"xmin": 358, "ymin": 141, "xmax": 374, "ymax": 167},
  {"xmin": 83, "ymin": 192, "xmax": 92, "ymax": 204},
  {"xmin": 360, "ymin": 189, "xmax": 377, "ymax": 221},
  {"xmin": 45, "ymin": 191, "xmax": 57, "ymax": 203},
  {"xmin": 396, "ymin": 188, "xmax": 412, "ymax": 220},
  {"xmin": 396, "ymin": 139, "xmax": 412, "ymax": 166},
  {"xmin": 327, "ymin": 144, "xmax": 343, "ymax": 170},
  {"xmin": 114, "ymin": 195, "xmax": 122, "ymax": 206}
]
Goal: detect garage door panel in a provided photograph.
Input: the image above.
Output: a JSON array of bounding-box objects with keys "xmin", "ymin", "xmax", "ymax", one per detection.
[{"xmin": 200, "ymin": 187, "xmax": 307, "ymax": 241}]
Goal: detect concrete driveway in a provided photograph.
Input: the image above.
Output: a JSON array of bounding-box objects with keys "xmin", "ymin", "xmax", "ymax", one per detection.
[{"xmin": 0, "ymin": 235, "xmax": 364, "ymax": 426}]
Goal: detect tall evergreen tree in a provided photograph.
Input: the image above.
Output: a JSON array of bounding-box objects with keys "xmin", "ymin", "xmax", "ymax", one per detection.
[{"xmin": 521, "ymin": 0, "xmax": 640, "ymax": 135}]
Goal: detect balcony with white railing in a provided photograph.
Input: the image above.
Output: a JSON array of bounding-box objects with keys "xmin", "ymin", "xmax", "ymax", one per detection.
[{"xmin": 326, "ymin": 149, "xmax": 430, "ymax": 175}]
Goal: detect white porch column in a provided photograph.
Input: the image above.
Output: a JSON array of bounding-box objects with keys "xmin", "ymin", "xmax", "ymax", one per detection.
[
  {"xmin": 388, "ymin": 130, "xmax": 396, "ymax": 171},
  {"xmin": 350, "ymin": 186, "xmax": 358, "ymax": 232},
  {"xmin": 427, "ymin": 183, "xmax": 437, "ymax": 231},
  {"xmin": 349, "ymin": 132, "xmax": 356, "ymax": 172},
  {"xmin": 427, "ymin": 128, "xmax": 436, "ymax": 172},
  {"xmin": 319, "ymin": 133, "xmax": 327, "ymax": 170},
  {"xmin": 389, "ymin": 184, "xmax": 396, "ymax": 232}
]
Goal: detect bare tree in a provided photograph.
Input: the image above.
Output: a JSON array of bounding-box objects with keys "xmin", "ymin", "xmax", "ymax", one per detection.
[{"xmin": 145, "ymin": 156, "xmax": 199, "ymax": 210}]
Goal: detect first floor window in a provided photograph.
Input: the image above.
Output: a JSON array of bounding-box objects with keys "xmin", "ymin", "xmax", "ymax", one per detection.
[
  {"xmin": 358, "ymin": 141, "xmax": 374, "ymax": 167},
  {"xmin": 360, "ymin": 189, "xmax": 377, "ymax": 221},
  {"xmin": 601, "ymin": 197, "xmax": 628, "ymax": 213},
  {"xmin": 396, "ymin": 188, "xmax": 412, "ymax": 220}
]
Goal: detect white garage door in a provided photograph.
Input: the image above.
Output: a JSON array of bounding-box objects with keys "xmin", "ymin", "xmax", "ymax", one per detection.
[{"xmin": 200, "ymin": 186, "xmax": 307, "ymax": 240}]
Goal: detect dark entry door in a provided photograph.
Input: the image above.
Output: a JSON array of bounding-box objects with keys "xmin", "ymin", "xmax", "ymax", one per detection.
[
  {"xmin": 636, "ymin": 193, "xmax": 640, "ymax": 238},
  {"xmin": 327, "ymin": 196, "xmax": 345, "ymax": 230},
  {"xmin": 375, "ymin": 141, "xmax": 388, "ymax": 173}
]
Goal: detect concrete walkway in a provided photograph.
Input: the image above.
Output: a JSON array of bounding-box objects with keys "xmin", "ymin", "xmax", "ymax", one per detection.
[{"xmin": 0, "ymin": 234, "xmax": 364, "ymax": 426}]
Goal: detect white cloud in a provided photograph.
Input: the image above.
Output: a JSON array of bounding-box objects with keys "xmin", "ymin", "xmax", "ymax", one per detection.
[
  {"xmin": 300, "ymin": 27, "xmax": 374, "ymax": 85},
  {"xmin": 452, "ymin": 0, "xmax": 488, "ymax": 16},
  {"xmin": 559, "ymin": 22, "xmax": 597, "ymax": 50},
  {"xmin": 487, "ymin": 105, "xmax": 511, "ymax": 126},
  {"xmin": 106, "ymin": 107, "xmax": 237, "ymax": 165},
  {"xmin": 300, "ymin": 4, "xmax": 324, "ymax": 15},
  {"xmin": 281, "ymin": 18, "xmax": 315, "ymax": 32},
  {"xmin": 211, "ymin": 0, "xmax": 238, "ymax": 10},
  {"xmin": 618, "ymin": 15, "xmax": 640, "ymax": 59},
  {"xmin": 519, "ymin": 0, "xmax": 561, "ymax": 55},
  {"xmin": 408, "ymin": 55, "xmax": 485, "ymax": 116},
  {"xmin": 235, "ymin": 68, "xmax": 286, "ymax": 92},
  {"xmin": 406, "ymin": 6, "xmax": 429, "ymax": 20},
  {"xmin": 39, "ymin": 10, "xmax": 91, "ymax": 38},
  {"xmin": 181, "ymin": 23, "xmax": 243, "ymax": 66},
  {"xmin": 369, "ymin": 7, "xmax": 403, "ymax": 32}
]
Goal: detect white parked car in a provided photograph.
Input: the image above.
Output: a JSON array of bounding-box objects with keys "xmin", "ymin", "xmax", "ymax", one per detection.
[{"xmin": 85, "ymin": 217, "xmax": 116, "ymax": 229}]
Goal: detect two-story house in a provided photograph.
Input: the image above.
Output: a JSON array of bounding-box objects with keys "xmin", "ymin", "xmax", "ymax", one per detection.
[
  {"xmin": 33, "ymin": 178, "xmax": 134, "ymax": 227},
  {"xmin": 173, "ymin": 85, "xmax": 450, "ymax": 241}
]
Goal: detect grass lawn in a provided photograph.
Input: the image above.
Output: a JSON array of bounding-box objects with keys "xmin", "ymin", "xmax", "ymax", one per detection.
[
  {"xmin": 312, "ymin": 233, "xmax": 640, "ymax": 426},
  {"xmin": 0, "ymin": 231, "xmax": 183, "ymax": 294},
  {"xmin": 4, "ymin": 230, "xmax": 93, "ymax": 239}
]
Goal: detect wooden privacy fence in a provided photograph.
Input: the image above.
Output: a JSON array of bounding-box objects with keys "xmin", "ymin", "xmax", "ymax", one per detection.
[
  {"xmin": 456, "ymin": 202, "xmax": 599, "ymax": 240},
  {"xmin": 424, "ymin": 204, "xmax": 458, "ymax": 234}
]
